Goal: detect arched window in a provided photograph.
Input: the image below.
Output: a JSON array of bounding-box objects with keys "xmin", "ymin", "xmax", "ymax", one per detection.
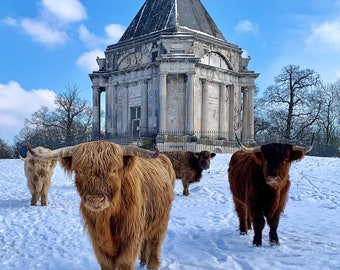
[{"xmin": 201, "ymin": 52, "xmax": 233, "ymax": 70}]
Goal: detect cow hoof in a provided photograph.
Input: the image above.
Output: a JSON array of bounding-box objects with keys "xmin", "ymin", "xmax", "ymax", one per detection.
[
  {"xmin": 253, "ymin": 239, "xmax": 262, "ymax": 247},
  {"xmin": 270, "ymin": 240, "xmax": 280, "ymax": 246}
]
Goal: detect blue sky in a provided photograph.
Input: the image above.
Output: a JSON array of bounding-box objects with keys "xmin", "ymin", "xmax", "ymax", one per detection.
[{"xmin": 1, "ymin": 0, "xmax": 340, "ymax": 143}]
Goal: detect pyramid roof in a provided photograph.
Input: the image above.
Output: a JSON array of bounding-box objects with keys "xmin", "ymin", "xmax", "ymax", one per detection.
[{"xmin": 119, "ymin": 0, "xmax": 226, "ymax": 42}]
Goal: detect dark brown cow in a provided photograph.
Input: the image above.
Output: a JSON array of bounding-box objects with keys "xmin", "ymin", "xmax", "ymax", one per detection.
[
  {"xmin": 228, "ymin": 136, "xmax": 312, "ymax": 246},
  {"xmin": 28, "ymin": 141, "xmax": 175, "ymax": 270},
  {"xmin": 163, "ymin": 150, "xmax": 216, "ymax": 196}
]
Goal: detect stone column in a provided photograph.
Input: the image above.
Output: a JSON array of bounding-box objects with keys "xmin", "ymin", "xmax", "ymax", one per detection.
[
  {"xmin": 159, "ymin": 73, "xmax": 167, "ymax": 133},
  {"xmin": 92, "ymin": 86, "xmax": 101, "ymax": 140},
  {"xmin": 112, "ymin": 85, "xmax": 117, "ymax": 136},
  {"xmin": 242, "ymin": 86, "xmax": 255, "ymax": 142},
  {"xmin": 105, "ymin": 83, "xmax": 113, "ymax": 138},
  {"xmin": 186, "ymin": 73, "xmax": 194, "ymax": 133},
  {"xmin": 122, "ymin": 84, "xmax": 128, "ymax": 134},
  {"xmin": 150, "ymin": 75, "xmax": 158, "ymax": 129},
  {"xmin": 242, "ymin": 87, "xmax": 249, "ymax": 141},
  {"xmin": 219, "ymin": 83, "xmax": 227, "ymax": 138},
  {"xmin": 141, "ymin": 80, "xmax": 149, "ymax": 135},
  {"xmin": 201, "ymin": 80, "xmax": 209, "ymax": 135},
  {"xmin": 228, "ymin": 85, "xmax": 235, "ymax": 141}
]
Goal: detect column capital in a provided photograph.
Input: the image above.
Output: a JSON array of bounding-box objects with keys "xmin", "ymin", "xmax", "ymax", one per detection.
[
  {"xmin": 201, "ymin": 79, "xmax": 209, "ymax": 88},
  {"xmin": 241, "ymin": 85, "xmax": 255, "ymax": 92},
  {"xmin": 159, "ymin": 71, "xmax": 168, "ymax": 76}
]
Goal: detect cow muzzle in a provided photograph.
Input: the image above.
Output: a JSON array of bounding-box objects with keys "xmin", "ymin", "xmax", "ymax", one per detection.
[
  {"xmin": 84, "ymin": 194, "xmax": 110, "ymax": 211},
  {"xmin": 266, "ymin": 176, "xmax": 281, "ymax": 187}
]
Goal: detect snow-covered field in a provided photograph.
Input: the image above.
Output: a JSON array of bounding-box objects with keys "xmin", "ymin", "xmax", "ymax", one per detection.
[{"xmin": 1, "ymin": 154, "xmax": 339, "ymax": 270}]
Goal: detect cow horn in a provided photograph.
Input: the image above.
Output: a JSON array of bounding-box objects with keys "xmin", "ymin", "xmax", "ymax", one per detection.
[
  {"xmin": 235, "ymin": 134, "xmax": 261, "ymax": 153},
  {"xmin": 17, "ymin": 149, "xmax": 30, "ymax": 161},
  {"xmin": 26, "ymin": 142, "xmax": 74, "ymax": 159},
  {"xmin": 292, "ymin": 134, "xmax": 314, "ymax": 153},
  {"xmin": 121, "ymin": 146, "xmax": 160, "ymax": 158}
]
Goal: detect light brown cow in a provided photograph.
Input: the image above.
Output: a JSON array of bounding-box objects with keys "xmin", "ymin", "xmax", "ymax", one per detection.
[
  {"xmin": 163, "ymin": 150, "xmax": 216, "ymax": 196},
  {"xmin": 228, "ymin": 136, "xmax": 312, "ymax": 246},
  {"xmin": 28, "ymin": 141, "xmax": 175, "ymax": 270},
  {"xmin": 19, "ymin": 146, "xmax": 57, "ymax": 206}
]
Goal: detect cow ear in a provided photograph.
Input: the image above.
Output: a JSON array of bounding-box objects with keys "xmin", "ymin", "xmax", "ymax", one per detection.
[
  {"xmin": 210, "ymin": 153, "xmax": 216, "ymax": 159},
  {"xmin": 194, "ymin": 152, "xmax": 200, "ymax": 159},
  {"xmin": 290, "ymin": 151, "xmax": 304, "ymax": 161},
  {"xmin": 60, "ymin": 157, "xmax": 73, "ymax": 173},
  {"xmin": 123, "ymin": 156, "xmax": 137, "ymax": 170}
]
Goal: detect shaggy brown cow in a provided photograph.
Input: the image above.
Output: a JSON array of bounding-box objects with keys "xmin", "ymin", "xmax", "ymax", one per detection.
[
  {"xmin": 163, "ymin": 150, "xmax": 216, "ymax": 196},
  {"xmin": 19, "ymin": 147, "xmax": 57, "ymax": 206},
  {"xmin": 228, "ymin": 136, "xmax": 312, "ymax": 246},
  {"xmin": 28, "ymin": 141, "xmax": 175, "ymax": 270}
]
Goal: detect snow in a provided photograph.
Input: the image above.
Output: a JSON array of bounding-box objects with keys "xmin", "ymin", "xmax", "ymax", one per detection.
[{"xmin": 1, "ymin": 154, "xmax": 340, "ymax": 270}]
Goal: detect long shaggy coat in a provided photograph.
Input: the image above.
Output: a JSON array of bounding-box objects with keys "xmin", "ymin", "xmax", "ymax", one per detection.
[
  {"xmin": 228, "ymin": 144, "xmax": 305, "ymax": 246},
  {"xmin": 21, "ymin": 147, "xmax": 57, "ymax": 206},
  {"xmin": 163, "ymin": 150, "xmax": 216, "ymax": 196},
  {"xmin": 59, "ymin": 142, "xmax": 175, "ymax": 270}
]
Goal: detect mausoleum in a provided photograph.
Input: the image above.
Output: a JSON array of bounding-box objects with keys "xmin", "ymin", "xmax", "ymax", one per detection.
[{"xmin": 89, "ymin": 0, "xmax": 259, "ymax": 144}]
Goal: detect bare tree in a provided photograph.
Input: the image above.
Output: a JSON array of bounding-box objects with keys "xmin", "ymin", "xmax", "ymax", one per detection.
[
  {"xmin": 52, "ymin": 84, "xmax": 92, "ymax": 143},
  {"xmin": 16, "ymin": 84, "xmax": 92, "ymax": 148},
  {"xmin": 316, "ymin": 80, "xmax": 340, "ymax": 144},
  {"xmin": 257, "ymin": 65, "xmax": 322, "ymax": 142},
  {"xmin": 0, "ymin": 138, "xmax": 14, "ymax": 158}
]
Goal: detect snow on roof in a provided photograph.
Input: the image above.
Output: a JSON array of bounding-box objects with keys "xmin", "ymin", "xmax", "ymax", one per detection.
[{"xmin": 119, "ymin": 0, "xmax": 226, "ymax": 42}]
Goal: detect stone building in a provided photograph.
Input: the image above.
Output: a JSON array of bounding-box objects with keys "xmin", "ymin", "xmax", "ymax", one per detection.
[{"xmin": 89, "ymin": 0, "xmax": 259, "ymax": 143}]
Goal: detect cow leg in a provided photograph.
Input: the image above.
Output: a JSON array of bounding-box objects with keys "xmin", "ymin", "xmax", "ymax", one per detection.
[
  {"xmin": 145, "ymin": 237, "xmax": 162, "ymax": 270},
  {"xmin": 233, "ymin": 199, "xmax": 248, "ymax": 234},
  {"xmin": 247, "ymin": 214, "xmax": 252, "ymax": 230},
  {"xmin": 41, "ymin": 192, "xmax": 48, "ymax": 206},
  {"xmin": 41, "ymin": 180, "xmax": 51, "ymax": 206},
  {"xmin": 31, "ymin": 192, "xmax": 38, "ymax": 206},
  {"xmin": 139, "ymin": 239, "xmax": 149, "ymax": 268},
  {"xmin": 182, "ymin": 181, "xmax": 190, "ymax": 196},
  {"xmin": 267, "ymin": 214, "xmax": 280, "ymax": 245},
  {"xmin": 252, "ymin": 212, "xmax": 265, "ymax": 246}
]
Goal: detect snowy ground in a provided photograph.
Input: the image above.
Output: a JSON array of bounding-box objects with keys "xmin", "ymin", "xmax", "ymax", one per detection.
[{"xmin": 0, "ymin": 154, "xmax": 339, "ymax": 270}]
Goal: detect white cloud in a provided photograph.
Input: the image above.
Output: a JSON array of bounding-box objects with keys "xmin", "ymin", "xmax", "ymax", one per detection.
[
  {"xmin": 0, "ymin": 81, "xmax": 57, "ymax": 142},
  {"xmin": 21, "ymin": 18, "xmax": 67, "ymax": 46},
  {"xmin": 76, "ymin": 24, "xmax": 125, "ymax": 72},
  {"xmin": 105, "ymin": 24, "xmax": 125, "ymax": 43},
  {"xmin": 235, "ymin": 20, "xmax": 258, "ymax": 35},
  {"xmin": 3, "ymin": 0, "xmax": 87, "ymax": 47},
  {"xmin": 41, "ymin": 0, "xmax": 87, "ymax": 23},
  {"xmin": 79, "ymin": 24, "xmax": 125, "ymax": 49},
  {"xmin": 79, "ymin": 24, "xmax": 103, "ymax": 49},
  {"xmin": 76, "ymin": 49, "xmax": 105, "ymax": 73},
  {"xmin": 305, "ymin": 20, "xmax": 340, "ymax": 50},
  {"xmin": 2, "ymin": 17, "xmax": 17, "ymax": 26}
]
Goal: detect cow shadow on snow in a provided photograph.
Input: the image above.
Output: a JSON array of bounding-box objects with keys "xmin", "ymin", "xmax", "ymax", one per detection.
[{"xmin": 0, "ymin": 199, "xmax": 29, "ymax": 208}]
